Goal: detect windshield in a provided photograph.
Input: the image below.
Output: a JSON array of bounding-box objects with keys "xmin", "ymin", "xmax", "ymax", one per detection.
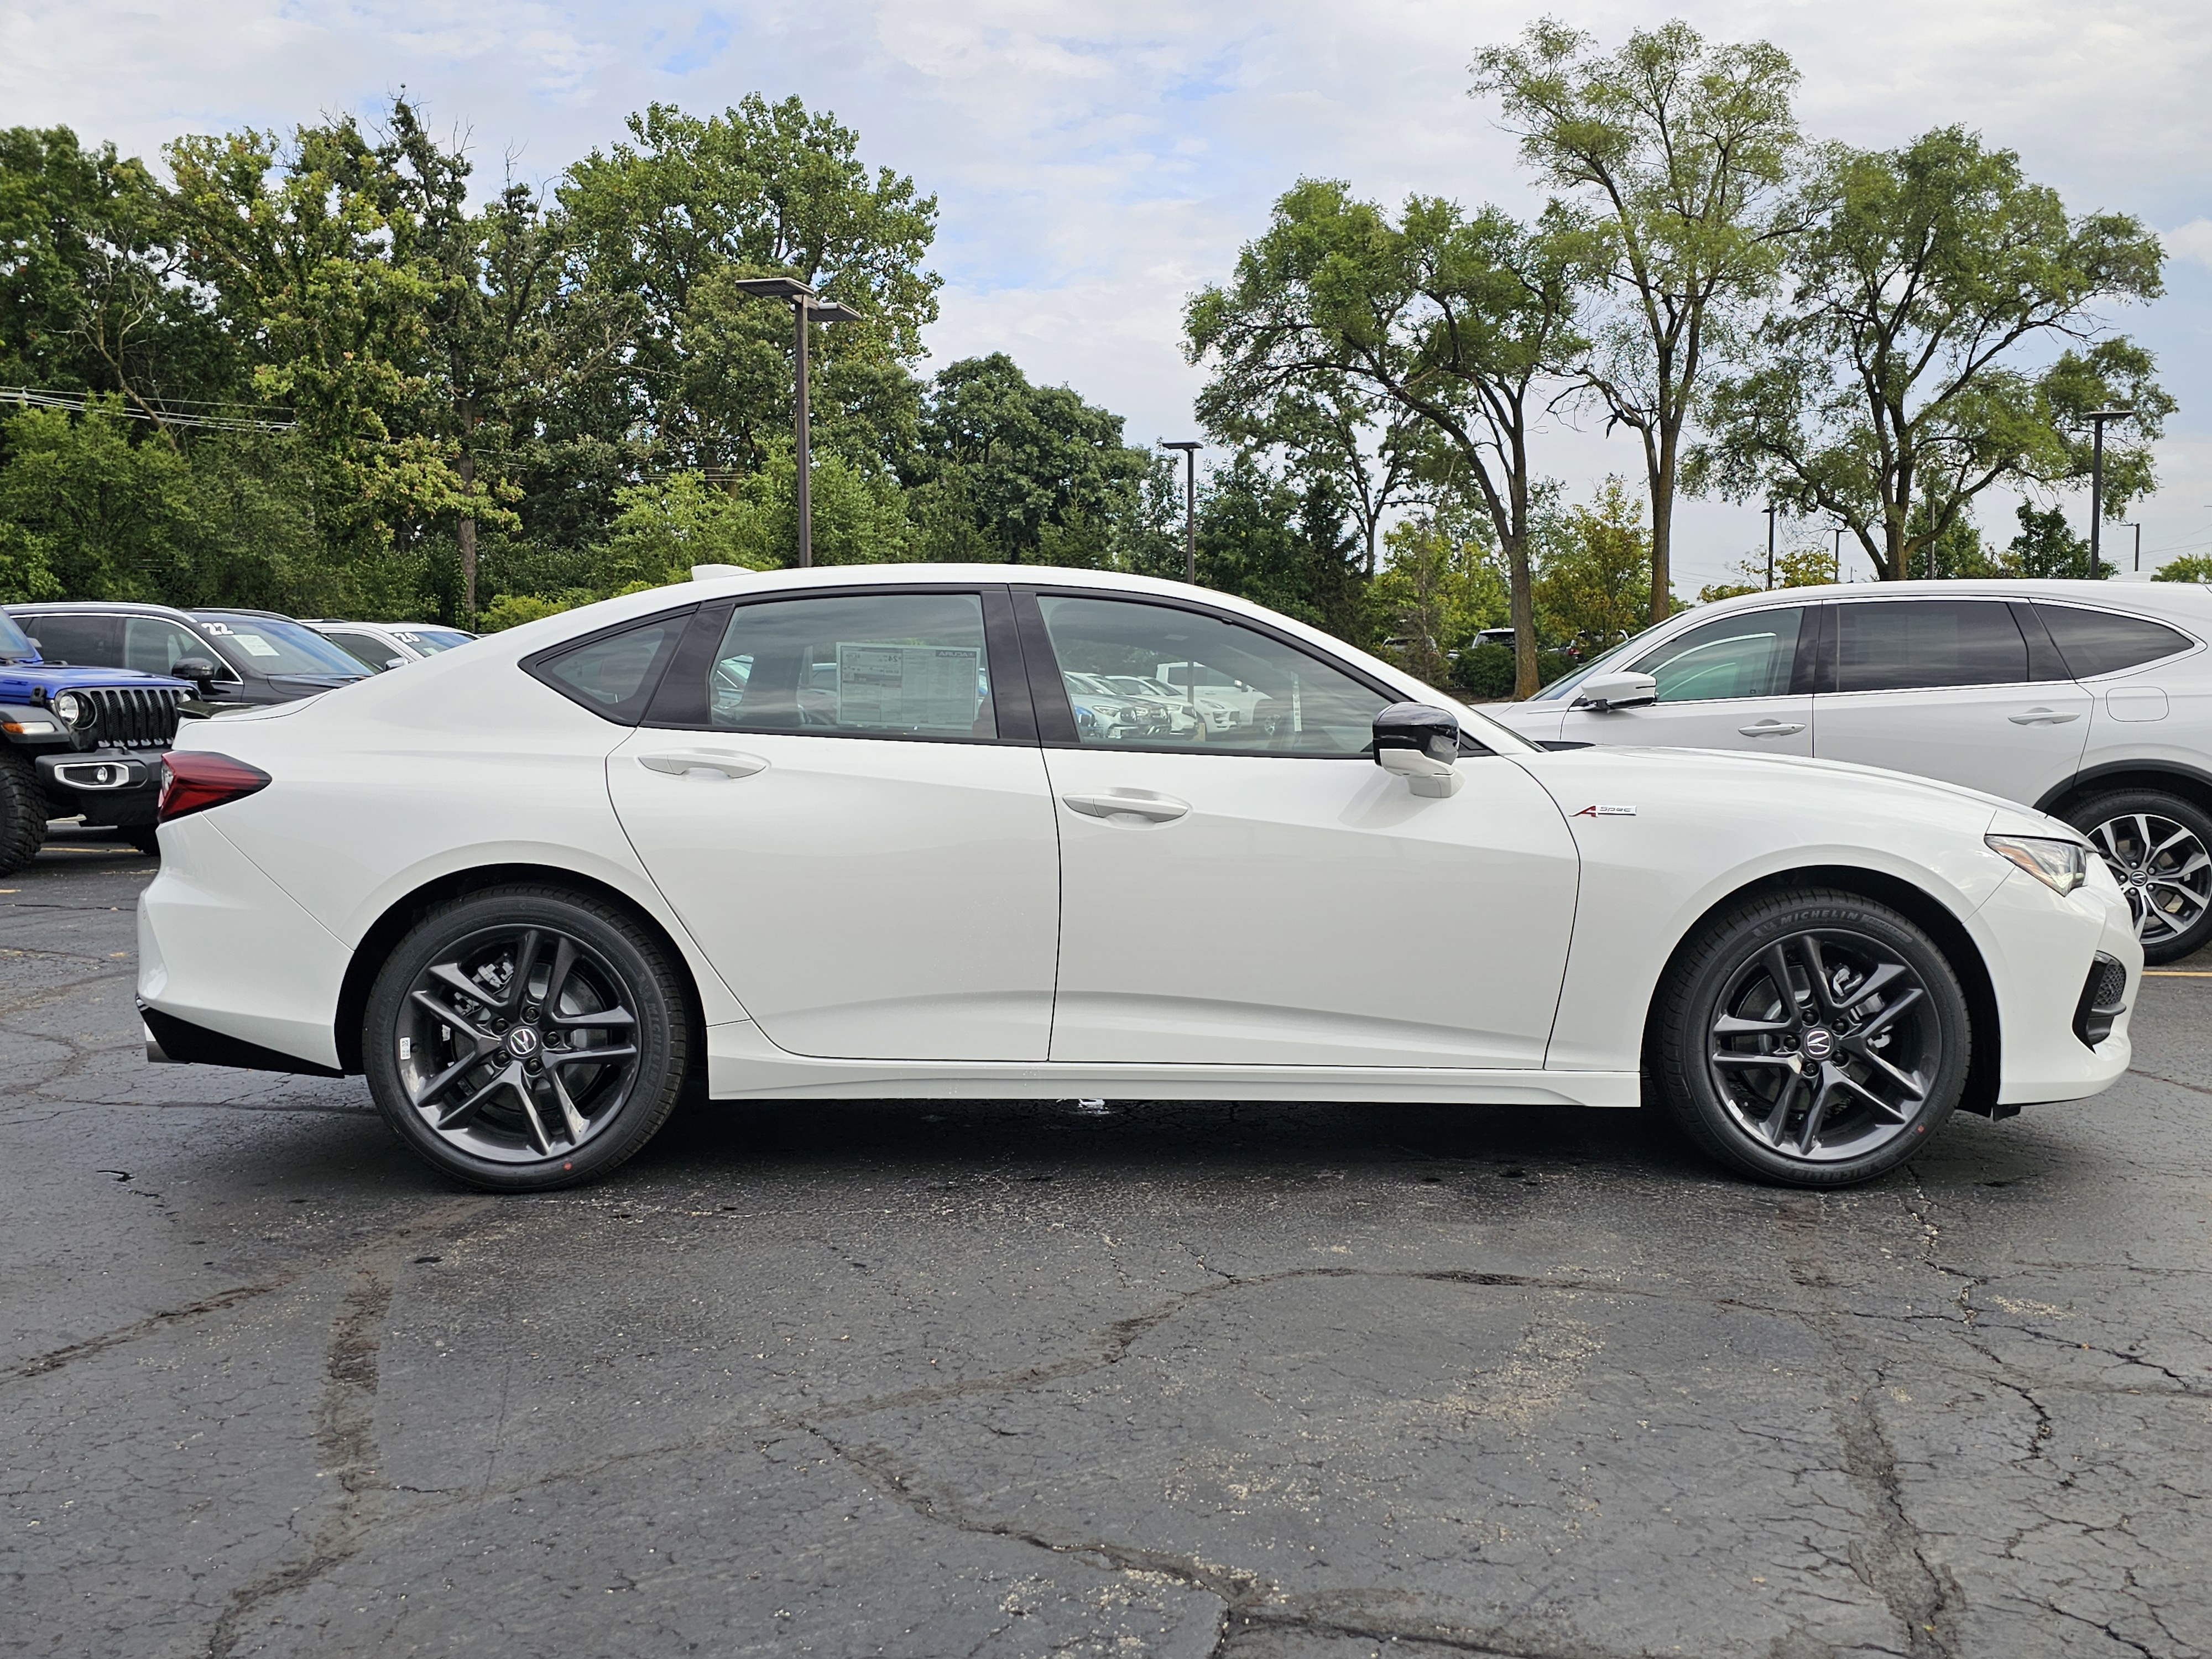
[
  {"xmin": 0, "ymin": 612, "xmax": 34, "ymax": 662},
  {"xmin": 200, "ymin": 617, "xmax": 371, "ymax": 679},
  {"xmin": 1528, "ymin": 620, "xmax": 1670, "ymax": 701},
  {"xmin": 391, "ymin": 627, "xmax": 472, "ymax": 655}
]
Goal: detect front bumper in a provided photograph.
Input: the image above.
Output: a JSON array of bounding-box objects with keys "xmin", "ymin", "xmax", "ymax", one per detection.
[
  {"xmin": 36, "ymin": 748, "xmax": 164, "ymax": 825},
  {"xmin": 1980, "ymin": 860, "xmax": 2143, "ymax": 1107}
]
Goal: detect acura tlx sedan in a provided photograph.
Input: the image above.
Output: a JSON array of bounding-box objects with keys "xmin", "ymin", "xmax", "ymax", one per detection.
[{"xmin": 137, "ymin": 565, "xmax": 2141, "ymax": 1193}]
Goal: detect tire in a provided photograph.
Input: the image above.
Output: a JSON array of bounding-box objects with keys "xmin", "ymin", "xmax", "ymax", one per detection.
[
  {"xmin": 363, "ymin": 885, "xmax": 690, "ymax": 1192},
  {"xmin": 2065, "ymin": 790, "xmax": 2212, "ymax": 964},
  {"xmin": 0, "ymin": 750, "xmax": 44, "ymax": 878},
  {"xmin": 1656, "ymin": 888, "xmax": 1971, "ymax": 1187}
]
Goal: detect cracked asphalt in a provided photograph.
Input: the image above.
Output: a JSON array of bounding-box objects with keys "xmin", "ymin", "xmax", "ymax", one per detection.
[{"xmin": 6, "ymin": 828, "xmax": 2211, "ymax": 1658}]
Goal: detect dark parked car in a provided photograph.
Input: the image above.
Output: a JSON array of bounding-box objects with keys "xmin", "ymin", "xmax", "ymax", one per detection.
[
  {"xmin": 4, "ymin": 602, "xmax": 372, "ymax": 709},
  {"xmin": 0, "ymin": 609, "xmax": 190, "ymax": 871}
]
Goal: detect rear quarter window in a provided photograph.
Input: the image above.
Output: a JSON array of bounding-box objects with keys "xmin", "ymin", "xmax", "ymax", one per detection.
[
  {"xmin": 525, "ymin": 612, "xmax": 691, "ymax": 724},
  {"xmin": 2032, "ymin": 603, "xmax": 2194, "ymax": 678}
]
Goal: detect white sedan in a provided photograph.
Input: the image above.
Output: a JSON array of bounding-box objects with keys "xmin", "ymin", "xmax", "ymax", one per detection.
[{"xmin": 136, "ymin": 565, "xmax": 2139, "ymax": 1193}]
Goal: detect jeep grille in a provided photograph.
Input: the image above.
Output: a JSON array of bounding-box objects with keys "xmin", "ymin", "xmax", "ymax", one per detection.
[{"xmin": 77, "ymin": 686, "xmax": 187, "ymax": 750}]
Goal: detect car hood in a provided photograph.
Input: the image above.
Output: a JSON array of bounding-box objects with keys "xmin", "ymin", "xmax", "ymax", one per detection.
[{"xmin": 0, "ymin": 663, "xmax": 191, "ymax": 701}]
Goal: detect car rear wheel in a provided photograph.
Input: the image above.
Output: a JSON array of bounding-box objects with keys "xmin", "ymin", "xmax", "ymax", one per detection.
[
  {"xmin": 363, "ymin": 886, "xmax": 689, "ymax": 1192},
  {"xmin": 2066, "ymin": 790, "xmax": 2212, "ymax": 964},
  {"xmin": 1656, "ymin": 889, "xmax": 1970, "ymax": 1186},
  {"xmin": 0, "ymin": 751, "xmax": 43, "ymax": 877}
]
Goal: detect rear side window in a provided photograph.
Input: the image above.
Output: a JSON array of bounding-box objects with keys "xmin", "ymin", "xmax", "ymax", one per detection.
[
  {"xmin": 1832, "ymin": 601, "xmax": 2027, "ymax": 692},
  {"xmin": 15, "ymin": 613, "xmax": 119, "ymax": 667},
  {"xmin": 1627, "ymin": 608, "xmax": 1803, "ymax": 702},
  {"xmin": 2033, "ymin": 604, "xmax": 2193, "ymax": 678},
  {"xmin": 528, "ymin": 614, "xmax": 688, "ymax": 723}
]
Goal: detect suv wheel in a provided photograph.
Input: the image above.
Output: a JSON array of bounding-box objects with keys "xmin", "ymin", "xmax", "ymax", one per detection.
[
  {"xmin": 2067, "ymin": 790, "xmax": 2212, "ymax": 964},
  {"xmin": 0, "ymin": 750, "xmax": 44, "ymax": 877},
  {"xmin": 363, "ymin": 886, "xmax": 690, "ymax": 1192},
  {"xmin": 1656, "ymin": 889, "xmax": 1970, "ymax": 1187}
]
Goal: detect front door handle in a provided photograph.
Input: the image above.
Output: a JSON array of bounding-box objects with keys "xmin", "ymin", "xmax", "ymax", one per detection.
[
  {"xmin": 1061, "ymin": 791, "xmax": 1190, "ymax": 824},
  {"xmin": 1739, "ymin": 719, "xmax": 1806, "ymax": 737},
  {"xmin": 2008, "ymin": 708, "xmax": 2080, "ymax": 726},
  {"xmin": 637, "ymin": 750, "xmax": 769, "ymax": 779}
]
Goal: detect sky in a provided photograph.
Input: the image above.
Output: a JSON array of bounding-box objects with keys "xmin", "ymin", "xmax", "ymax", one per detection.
[{"xmin": 4, "ymin": 0, "xmax": 2209, "ymax": 591}]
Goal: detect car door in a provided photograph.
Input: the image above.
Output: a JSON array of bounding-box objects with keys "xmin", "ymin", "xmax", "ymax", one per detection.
[
  {"xmin": 1021, "ymin": 589, "xmax": 1580, "ymax": 1068},
  {"xmin": 1812, "ymin": 598, "xmax": 2089, "ymax": 806},
  {"xmin": 1556, "ymin": 604, "xmax": 1814, "ymax": 755},
  {"xmin": 604, "ymin": 586, "xmax": 1061, "ymax": 1063}
]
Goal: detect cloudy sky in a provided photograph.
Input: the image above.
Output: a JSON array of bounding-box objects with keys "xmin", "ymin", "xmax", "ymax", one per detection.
[{"xmin": 5, "ymin": 0, "xmax": 2208, "ymax": 588}]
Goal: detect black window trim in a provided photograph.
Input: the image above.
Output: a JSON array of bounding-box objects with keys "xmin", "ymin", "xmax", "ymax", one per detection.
[
  {"xmin": 1011, "ymin": 584, "xmax": 1488, "ymax": 759},
  {"xmin": 627, "ymin": 582, "xmax": 1034, "ymax": 747}
]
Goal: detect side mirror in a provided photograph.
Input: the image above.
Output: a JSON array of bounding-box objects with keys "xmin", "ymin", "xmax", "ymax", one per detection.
[
  {"xmin": 171, "ymin": 656, "xmax": 221, "ymax": 696},
  {"xmin": 383, "ymin": 657, "xmax": 408, "ymax": 671},
  {"xmin": 1572, "ymin": 671, "xmax": 1657, "ymax": 711},
  {"xmin": 1373, "ymin": 701, "xmax": 1464, "ymax": 798}
]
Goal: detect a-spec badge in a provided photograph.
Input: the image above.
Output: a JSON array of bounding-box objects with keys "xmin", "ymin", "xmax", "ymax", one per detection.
[{"xmin": 1572, "ymin": 804, "xmax": 1637, "ymax": 818}]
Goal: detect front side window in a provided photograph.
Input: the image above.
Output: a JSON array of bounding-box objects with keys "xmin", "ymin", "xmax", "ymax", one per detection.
[
  {"xmin": 1626, "ymin": 608, "xmax": 1804, "ymax": 702},
  {"xmin": 126, "ymin": 617, "xmax": 231, "ymax": 678},
  {"xmin": 662, "ymin": 591, "xmax": 996, "ymax": 739},
  {"xmin": 2033, "ymin": 603, "xmax": 2193, "ymax": 679},
  {"xmin": 322, "ymin": 631, "xmax": 396, "ymax": 671},
  {"xmin": 1035, "ymin": 594, "xmax": 1387, "ymax": 755},
  {"xmin": 1833, "ymin": 600, "xmax": 2028, "ymax": 693}
]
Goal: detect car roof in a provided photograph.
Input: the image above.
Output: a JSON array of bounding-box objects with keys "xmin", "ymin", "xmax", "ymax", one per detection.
[
  {"xmin": 0, "ymin": 600, "xmax": 303, "ymax": 623},
  {"xmin": 1683, "ymin": 578, "xmax": 2212, "ymax": 619}
]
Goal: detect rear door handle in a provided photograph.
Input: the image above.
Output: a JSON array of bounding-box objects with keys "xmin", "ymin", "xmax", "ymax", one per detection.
[
  {"xmin": 1738, "ymin": 720, "xmax": 1805, "ymax": 737},
  {"xmin": 2008, "ymin": 709, "xmax": 2080, "ymax": 726},
  {"xmin": 637, "ymin": 751, "xmax": 769, "ymax": 779},
  {"xmin": 1061, "ymin": 791, "xmax": 1190, "ymax": 823}
]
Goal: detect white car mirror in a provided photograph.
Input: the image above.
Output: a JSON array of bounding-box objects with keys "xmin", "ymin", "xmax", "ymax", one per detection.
[
  {"xmin": 1573, "ymin": 671, "xmax": 1657, "ymax": 711},
  {"xmin": 1373, "ymin": 702, "xmax": 1464, "ymax": 798}
]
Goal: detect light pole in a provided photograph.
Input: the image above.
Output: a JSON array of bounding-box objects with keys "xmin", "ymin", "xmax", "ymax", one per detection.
[
  {"xmin": 2085, "ymin": 407, "xmax": 2133, "ymax": 580},
  {"xmin": 2124, "ymin": 521, "xmax": 2141, "ymax": 573},
  {"xmin": 1764, "ymin": 502, "xmax": 1778, "ymax": 589},
  {"xmin": 1832, "ymin": 525, "xmax": 1845, "ymax": 583},
  {"xmin": 1161, "ymin": 441, "xmax": 1201, "ymax": 585},
  {"xmin": 728, "ymin": 276, "xmax": 865, "ymax": 567}
]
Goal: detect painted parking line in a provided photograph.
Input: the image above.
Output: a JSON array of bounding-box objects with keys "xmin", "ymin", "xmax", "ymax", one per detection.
[{"xmin": 2142, "ymin": 971, "xmax": 2212, "ymax": 978}]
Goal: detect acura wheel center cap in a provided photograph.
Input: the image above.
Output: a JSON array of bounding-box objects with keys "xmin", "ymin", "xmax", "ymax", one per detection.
[
  {"xmin": 1800, "ymin": 1026, "xmax": 1835, "ymax": 1061},
  {"xmin": 506, "ymin": 1025, "xmax": 540, "ymax": 1059}
]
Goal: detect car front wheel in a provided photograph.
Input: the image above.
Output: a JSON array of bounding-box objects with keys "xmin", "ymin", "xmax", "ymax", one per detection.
[
  {"xmin": 2067, "ymin": 790, "xmax": 2212, "ymax": 964},
  {"xmin": 363, "ymin": 885, "xmax": 690, "ymax": 1192},
  {"xmin": 1656, "ymin": 889, "xmax": 1970, "ymax": 1186}
]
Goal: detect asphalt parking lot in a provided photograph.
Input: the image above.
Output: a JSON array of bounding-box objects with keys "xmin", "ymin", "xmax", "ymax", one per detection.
[{"xmin": 6, "ymin": 830, "xmax": 2210, "ymax": 1658}]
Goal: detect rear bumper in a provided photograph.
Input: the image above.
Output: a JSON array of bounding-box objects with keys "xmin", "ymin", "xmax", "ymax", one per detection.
[{"xmin": 36, "ymin": 748, "xmax": 163, "ymax": 825}]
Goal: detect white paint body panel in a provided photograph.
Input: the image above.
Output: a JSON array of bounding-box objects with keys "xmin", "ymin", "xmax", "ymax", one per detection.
[
  {"xmin": 1561, "ymin": 693, "xmax": 1814, "ymax": 758},
  {"xmin": 606, "ymin": 730, "xmax": 1060, "ymax": 1061},
  {"xmin": 1040, "ymin": 745, "xmax": 1578, "ymax": 1066},
  {"xmin": 1813, "ymin": 682, "xmax": 2090, "ymax": 808},
  {"xmin": 134, "ymin": 565, "xmax": 2136, "ymax": 1125}
]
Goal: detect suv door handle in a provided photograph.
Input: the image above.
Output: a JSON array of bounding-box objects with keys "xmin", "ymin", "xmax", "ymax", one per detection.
[
  {"xmin": 2008, "ymin": 709, "xmax": 2080, "ymax": 726},
  {"xmin": 637, "ymin": 750, "xmax": 769, "ymax": 779},
  {"xmin": 1061, "ymin": 791, "xmax": 1190, "ymax": 823},
  {"xmin": 1738, "ymin": 719, "xmax": 1805, "ymax": 737}
]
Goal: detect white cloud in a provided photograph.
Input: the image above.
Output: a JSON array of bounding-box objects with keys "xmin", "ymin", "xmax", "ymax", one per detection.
[{"xmin": 2166, "ymin": 219, "xmax": 2212, "ymax": 273}]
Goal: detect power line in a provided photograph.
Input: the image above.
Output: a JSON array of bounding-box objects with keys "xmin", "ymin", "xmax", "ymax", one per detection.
[{"xmin": 0, "ymin": 386, "xmax": 296, "ymax": 433}]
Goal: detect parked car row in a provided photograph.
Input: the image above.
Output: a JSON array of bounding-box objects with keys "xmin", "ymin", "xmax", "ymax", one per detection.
[
  {"xmin": 0, "ymin": 599, "xmax": 471, "ymax": 874},
  {"xmin": 1485, "ymin": 580, "xmax": 2212, "ymax": 961}
]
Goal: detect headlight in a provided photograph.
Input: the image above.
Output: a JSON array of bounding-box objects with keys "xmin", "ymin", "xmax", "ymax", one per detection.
[
  {"xmin": 54, "ymin": 691, "xmax": 87, "ymax": 727},
  {"xmin": 1986, "ymin": 833, "xmax": 2088, "ymax": 895}
]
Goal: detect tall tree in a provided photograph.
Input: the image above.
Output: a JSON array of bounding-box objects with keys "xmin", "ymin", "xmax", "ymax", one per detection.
[
  {"xmin": 1187, "ymin": 180, "xmax": 1583, "ymax": 695},
  {"xmin": 1688, "ymin": 127, "xmax": 2169, "ymax": 580},
  {"xmin": 1473, "ymin": 19, "xmax": 1800, "ymax": 624}
]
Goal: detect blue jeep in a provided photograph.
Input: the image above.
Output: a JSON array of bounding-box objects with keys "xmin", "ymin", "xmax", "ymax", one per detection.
[{"xmin": 0, "ymin": 609, "xmax": 191, "ymax": 873}]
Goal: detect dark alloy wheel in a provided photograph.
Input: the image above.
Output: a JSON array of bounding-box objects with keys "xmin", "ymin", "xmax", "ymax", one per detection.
[
  {"xmin": 364, "ymin": 886, "xmax": 688, "ymax": 1191},
  {"xmin": 2067, "ymin": 790, "xmax": 2212, "ymax": 965},
  {"xmin": 1658, "ymin": 890, "xmax": 1971, "ymax": 1186}
]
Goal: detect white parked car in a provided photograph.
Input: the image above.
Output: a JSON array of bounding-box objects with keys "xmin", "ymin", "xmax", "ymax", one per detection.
[
  {"xmin": 137, "ymin": 566, "xmax": 2137, "ymax": 1194},
  {"xmin": 1486, "ymin": 580, "xmax": 2212, "ymax": 962},
  {"xmin": 306, "ymin": 619, "xmax": 477, "ymax": 672}
]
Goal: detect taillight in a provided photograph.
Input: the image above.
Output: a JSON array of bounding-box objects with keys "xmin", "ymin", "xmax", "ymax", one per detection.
[{"xmin": 158, "ymin": 752, "xmax": 271, "ymax": 822}]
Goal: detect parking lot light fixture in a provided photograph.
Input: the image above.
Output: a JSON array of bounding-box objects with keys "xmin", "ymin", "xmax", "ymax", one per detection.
[
  {"xmin": 2085, "ymin": 408, "xmax": 2133, "ymax": 579},
  {"xmin": 1161, "ymin": 441, "xmax": 1202, "ymax": 587},
  {"xmin": 728, "ymin": 278, "xmax": 866, "ymax": 568}
]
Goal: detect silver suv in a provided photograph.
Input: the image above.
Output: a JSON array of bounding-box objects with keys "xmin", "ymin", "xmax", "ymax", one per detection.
[{"xmin": 1485, "ymin": 579, "xmax": 2212, "ymax": 962}]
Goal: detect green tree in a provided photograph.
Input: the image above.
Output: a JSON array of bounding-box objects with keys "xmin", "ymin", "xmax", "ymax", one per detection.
[
  {"xmin": 1535, "ymin": 477, "xmax": 1653, "ymax": 644},
  {"xmin": 1368, "ymin": 503, "xmax": 1509, "ymax": 687},
  {"xmin": 1187, "ymin": 180, "xmax": 1583, "ymax": 696},
  {"xmin": 1689, "ymin": 127, "xmax": 2169, "ymax": 581},
  {"xmin": 2004, "ymin": 500, "xmax": 2104, "ymax": 580},
  {"xmin": 1474, "ymin": 19, "xmax": 1801, "ymax": 626},
  {"xmin": 2153, "ymin": 555, "xmax": 2212, "ymax": 584}
]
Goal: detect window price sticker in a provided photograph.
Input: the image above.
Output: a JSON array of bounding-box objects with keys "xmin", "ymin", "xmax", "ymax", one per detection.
[{"xmin": 837, "ymin": 643, "xmax": 980, "ymax": 731}]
